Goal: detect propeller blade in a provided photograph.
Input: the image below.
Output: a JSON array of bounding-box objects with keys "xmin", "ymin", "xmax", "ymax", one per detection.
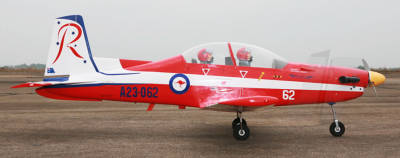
[
  {"xmin": 372, "ymin": 83, "xmax": 377, "ymax": 96},
  {"xmin": 362, "ymin": 59, "xmax": 370, "ymax": 71},
  {"xmin": 362, "ymin": 59, "xmax": 382, "ymax": 97}
]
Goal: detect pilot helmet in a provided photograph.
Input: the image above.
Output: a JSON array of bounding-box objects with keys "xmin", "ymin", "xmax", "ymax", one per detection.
[
  {"xmin": 237, "ymin": 47, "xmax": 252, "ymax": 61},
  {"xmin": 197, "ymin": 48, "xmax": 213, "ymax": 62}
]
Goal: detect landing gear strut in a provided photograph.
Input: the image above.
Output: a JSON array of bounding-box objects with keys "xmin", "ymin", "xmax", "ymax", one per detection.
[
  {"xmin": 329, "ymin": 103, "xmax": 345, "ymax": 137},
  {"xmin": 232, "ymin": 111, "xmax": 247, "ymax": 128},
  {"xmin": 232, "ymin": 110, "xmax": 250, "ymax": 140}
]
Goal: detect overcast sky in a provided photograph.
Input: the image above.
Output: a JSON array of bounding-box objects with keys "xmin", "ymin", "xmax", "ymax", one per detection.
[{"xmin": 1, "ymin": 0, "xmax": 399, "ymax": 68}]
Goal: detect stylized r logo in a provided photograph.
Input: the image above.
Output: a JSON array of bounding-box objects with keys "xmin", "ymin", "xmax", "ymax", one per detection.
[{"xmin": 52, "ymin": 23, "xmax": 83, "ymax": 64}]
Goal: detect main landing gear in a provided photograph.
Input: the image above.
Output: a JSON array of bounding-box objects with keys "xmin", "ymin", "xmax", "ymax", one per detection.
[
  {"xmin": 328, "ymin": 103, "xmax": 345, "ymax": 137},
  {"xmin": 230, "ymin": 103, "xmax": 345, "ymax": 140},
  {"xmin": 232, "ymin": 110, "xmax": 250, "ymax": 140}
]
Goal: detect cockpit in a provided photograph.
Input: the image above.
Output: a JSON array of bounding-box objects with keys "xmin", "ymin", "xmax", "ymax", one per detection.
[{"xmin": 182, "ymin": 42, "xmax": 288, "ymax": 69}]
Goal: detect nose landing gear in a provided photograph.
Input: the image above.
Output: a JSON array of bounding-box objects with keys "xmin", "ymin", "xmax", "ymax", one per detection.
[{"xmin": 328, "ymin": 103, "xmax": 345, "ymax": 137}]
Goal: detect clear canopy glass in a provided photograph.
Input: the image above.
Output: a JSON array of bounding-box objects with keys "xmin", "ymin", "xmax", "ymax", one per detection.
[{"xmin": 182, "ymin": 42, "xmax": 288, "ymax": 69}]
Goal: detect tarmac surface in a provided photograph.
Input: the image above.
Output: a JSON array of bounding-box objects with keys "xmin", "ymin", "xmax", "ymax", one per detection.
[{"xmin": 0, "ymin": 73, "xmax": 399, "ymax": 158}]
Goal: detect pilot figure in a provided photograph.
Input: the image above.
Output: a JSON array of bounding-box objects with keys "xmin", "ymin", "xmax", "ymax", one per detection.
[
  {"xmin": 236, "ymin": 47, "xmax": 253, "ymax": 66},
  {"xmin": 197, "ymin": 48, "xmax": 214, "ymax": 64}
]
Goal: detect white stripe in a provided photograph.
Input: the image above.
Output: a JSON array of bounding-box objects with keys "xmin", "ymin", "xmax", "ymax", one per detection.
[
  {"xmin": 76, "ymin": 71, "xmax": 364, "ymax": 92},
  {"xmin": 188, "ymin": 74, "xmax": 363, "ymax": 92}
]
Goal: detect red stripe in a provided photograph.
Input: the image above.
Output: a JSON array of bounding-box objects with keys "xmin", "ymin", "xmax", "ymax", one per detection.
[{"xmin": 36, "ymin": 84, "xmax": 364, "ymax": 108}]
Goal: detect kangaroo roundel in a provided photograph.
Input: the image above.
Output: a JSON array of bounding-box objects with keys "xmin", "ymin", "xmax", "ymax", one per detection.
[{"xmin": 169, "ymin": 74, "xmax": 190, "ymax": 94}]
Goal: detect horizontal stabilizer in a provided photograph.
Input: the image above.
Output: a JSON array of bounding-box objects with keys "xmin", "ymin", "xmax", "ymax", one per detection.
[
  {"xmin": 11, "ymin": 82, "xmax": 53, "ymax": 88},
  {"xmin": 219, "ymin": 96, "xmax": 279, "ymax": 107},
  {"xmin": 11, "ymin": 81, "xmax": 96, "ymax": 89}
]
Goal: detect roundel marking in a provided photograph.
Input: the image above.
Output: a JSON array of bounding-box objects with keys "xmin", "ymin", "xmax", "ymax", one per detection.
[{"xmin": 169, "ymin": 74, "xmax": 190, "ymax": 94}]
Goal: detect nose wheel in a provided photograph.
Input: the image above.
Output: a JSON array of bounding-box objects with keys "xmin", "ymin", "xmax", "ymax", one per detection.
[
  {"xmin": 232, "ymin": 111, "xmax": 250, "ymax": 140},
  {"xmin": 330, "ymin": 120, "xmax": 345, "ymax": 137},
  {"xmin": 329, "ymin": 103, "xmax": 345, "ymax": 137}
]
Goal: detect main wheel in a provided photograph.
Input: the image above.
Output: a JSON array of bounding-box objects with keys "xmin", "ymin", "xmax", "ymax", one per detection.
[
  {"xmin": 233, "ymin": 124, "xmax": 250, "ymax": 140},
  {"xmin": 329, "ymin": 121, "xmax": 345, "ymax": 137},
  {"xmin": 232, "ymin": 118, "xmax": 247, "ymax": 129}
]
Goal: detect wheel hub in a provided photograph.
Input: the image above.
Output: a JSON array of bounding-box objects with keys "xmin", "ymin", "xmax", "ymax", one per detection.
[
  {"xmin": 238, "ymin": 129, "xmax": 246, "ymax": 136},
  {"xmin": 334, "ymin": 126, "xmax": 341, "ymax": 133}
]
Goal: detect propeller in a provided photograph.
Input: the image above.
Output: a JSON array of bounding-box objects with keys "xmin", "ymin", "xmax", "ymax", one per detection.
[
  {"xmin": 362, "ymin": 59, "xmax": 376, "ymax": 96},
  {"xmin": 362, "ymin": 59, "xmax": 386, "ymax": 96}
]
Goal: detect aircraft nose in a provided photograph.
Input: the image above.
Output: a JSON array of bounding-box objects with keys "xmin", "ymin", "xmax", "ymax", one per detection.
[{"xmin": 369, "ymin": 71, "xmax": 386, "ymax": 86}]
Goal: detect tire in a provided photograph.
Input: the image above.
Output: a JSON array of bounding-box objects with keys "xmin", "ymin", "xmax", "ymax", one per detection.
[
  {"xmin": 233, "ymin": 124, "xmax": 250, "ymax": 140},
  {"xmin": 232, "ymin": 118, "xmax": 247, "ymax": 129},
  {"xmin": 329, "ymin": 121, "xmax": 345, "ymax": 137}
]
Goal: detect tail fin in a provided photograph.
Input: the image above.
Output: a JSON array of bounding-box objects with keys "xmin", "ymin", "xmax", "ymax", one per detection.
[{"xmin": 44, "ymin": 15, "xmax": 97, "ymax": 80}]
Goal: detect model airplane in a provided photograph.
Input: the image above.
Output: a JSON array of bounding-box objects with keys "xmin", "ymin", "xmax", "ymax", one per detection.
[{"xmin": 13, "ymin": 15, "xmax": 386, "ymax": 140}]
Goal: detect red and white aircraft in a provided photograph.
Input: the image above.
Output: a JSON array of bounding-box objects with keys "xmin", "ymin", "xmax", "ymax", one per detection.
[{"xmin": 13, "ymin": 15, "xmax": 386, "ymax": 140}]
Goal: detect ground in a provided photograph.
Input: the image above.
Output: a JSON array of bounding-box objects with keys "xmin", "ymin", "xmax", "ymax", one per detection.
[{"xmin": 0, "ymin": 72, "xmax": 399, "ymax": 158}]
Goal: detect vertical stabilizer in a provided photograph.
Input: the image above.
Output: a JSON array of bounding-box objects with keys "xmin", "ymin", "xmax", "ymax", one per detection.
[{"xmin": 44, "ymin": 15, "xmax": 96, "ymax": 81}]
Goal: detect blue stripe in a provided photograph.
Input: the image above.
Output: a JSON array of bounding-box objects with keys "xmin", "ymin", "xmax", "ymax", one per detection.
[
  {"xmin": 46, "ymin": 83, "xmax": 143, "ymax": 88},
  {"xmin": 43, "ymin": 77, "xmax": 69, "ymax": 82},
  {"xmin": 57, "ymin": 15, "xmax": 139, "ymax": 76}
]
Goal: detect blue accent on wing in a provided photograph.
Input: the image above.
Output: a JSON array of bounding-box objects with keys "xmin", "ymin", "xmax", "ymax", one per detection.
[
  {"xmin": 43, "ymin": 77, "xmax": 69, "ymax": 82},
  {"xmin": 57, "ymin": 15, "xmax": 138, "ymax": 76}
]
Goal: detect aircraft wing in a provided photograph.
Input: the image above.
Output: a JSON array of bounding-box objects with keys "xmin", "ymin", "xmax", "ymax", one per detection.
[{"xmin": 218, "ymin": 96, "xmax": 280, "ymax": 107}]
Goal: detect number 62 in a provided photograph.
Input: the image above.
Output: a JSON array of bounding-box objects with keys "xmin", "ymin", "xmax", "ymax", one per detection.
[{"xmin": 282, "ymin": 90, "xmax": 295, "ymax": 100}]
